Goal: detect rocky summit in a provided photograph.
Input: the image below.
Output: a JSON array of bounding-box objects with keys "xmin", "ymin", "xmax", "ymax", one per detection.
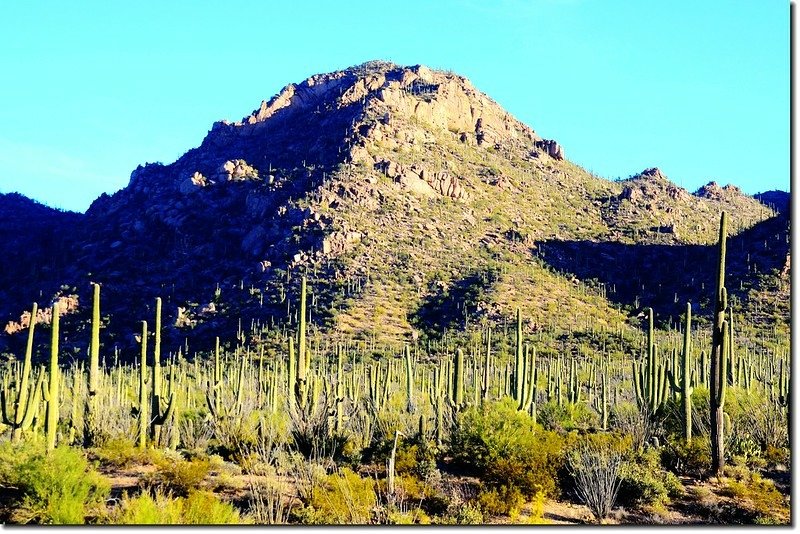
[{"xmin": 0, "ymin": 60, "xmax": 789, "ymax": 361}]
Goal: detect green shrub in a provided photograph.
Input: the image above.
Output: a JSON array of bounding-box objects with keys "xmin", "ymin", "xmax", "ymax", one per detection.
[
  {"xmin": 386, "ymin": 508, "xmax": 431, "ymax": 524},
  {"xmin": 182, "ymin": 490, "xmax": 243, "ymax": 524},
  {"xmin": 450, "ymin": 398, "xmax": 572, "ymax": 499},
  {"xmin": 434, "ymin": 503, "xmax": 484, "ymax": 524},
  {"xmin": 110, "ymin": 489, "xmax": 242, "ymax": 524},
  {"xmin": 390, "ymin": 441, "xmax": 437, "ymax": 479},
  {"xmin": 662, "ymin": 436, "xmax": 711, "ymax": 477},
  {"xmin": 302, "ymin": 467, "xmax": 377, "ymax": 524},
  {"xmin": 90, "ymin": 437, "xmax": 158, "ymax": 469},
  {"xmin": 720, "ymin": 471, "xmax": 789, "ymax": 524},
  {"xmin": 617, "ymin": 447, "xmax": 682, "ymax": 509},
  {"xmin": 477, "ymin": 485, "xmax": 524, "ymax": 517},
  {"xmin": 536, "ymin": 401, "xmax": 571, "ymax": 432},
  {"xmin": 0, "ymin": 442, "xmax": 110, "ymax": 524},
  {"xmin": 142, "ymin": 454, "xmax": 211, "ymax": 496},
  {"xmin": 609, "ymin": 401, "xmax": 652, "ymax": 451},
  {"xmin": 763, "ymin": 445, "xmax": 790, "ymax": 467},
  {"xmin": 535, "ymin": 400, "xmax": 600, "ymax": 432}
]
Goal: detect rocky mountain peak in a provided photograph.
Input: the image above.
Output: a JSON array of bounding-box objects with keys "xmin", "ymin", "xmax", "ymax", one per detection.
[{"xmin": 0, "ymin": 62, "xmax": 786, "ymax": 360}]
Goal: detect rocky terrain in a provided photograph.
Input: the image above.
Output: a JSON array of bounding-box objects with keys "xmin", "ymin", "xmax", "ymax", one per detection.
[{"xmin": 0, "ymin": 60, "xmax": 789, "ymax": 362}]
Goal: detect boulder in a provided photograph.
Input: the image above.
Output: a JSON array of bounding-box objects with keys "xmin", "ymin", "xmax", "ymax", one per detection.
[
  {"xmin": 179, "ymin": 172, "xmax": 208, "ymax": 194},
  {"xmin": 534, "ymin": 139, "xmax": 564, "ymax": 160},
  {"xmin": 213, "ymin": 159, "xmax": 259, "ymax": 182}
]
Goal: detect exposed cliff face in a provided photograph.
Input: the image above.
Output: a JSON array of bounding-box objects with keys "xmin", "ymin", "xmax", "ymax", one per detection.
[{"xmin": 0, "ymin": 61, "xmax": 788, "ymax": 361}]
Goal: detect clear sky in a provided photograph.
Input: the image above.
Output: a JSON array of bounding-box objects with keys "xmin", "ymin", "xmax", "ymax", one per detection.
[{"xmin": 0, "ymin": 0, "xmax": 790, "ymax": 213}]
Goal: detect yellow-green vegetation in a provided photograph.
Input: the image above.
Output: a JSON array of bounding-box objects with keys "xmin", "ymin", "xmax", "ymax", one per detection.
[
  {"xmin": 143, "ymin": 454, "xmax": 212, "ymax": 496},
  {"xmin": 300, "ymin": 468, "xmax": 377, "ymax": 524},
  {"xmin": 450, "ymin": 398, "xmax": 573, "ymax": 502},
  {"xmin": 108, "ymin": 489, "xmax": 242, "ymax": 525},
  {"xmin": 720, "ymin": 468, "xmax": 790, "ymax": 524},
  {"xmin": 89, "ymin": 437, "xmax": 161, "ymax": 469},
  {"xmin": 0, "ymin": 218, "xmax": 790, "ymax": 525},
  {"xmin": 0, "ymin": 442, "xmax": 110, "ymax": 524}
]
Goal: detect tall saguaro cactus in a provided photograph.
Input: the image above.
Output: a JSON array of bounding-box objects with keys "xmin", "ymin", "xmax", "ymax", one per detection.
[
  {"xmin": 667, "ymin": 302, "xmax": 694, "ymax": 442},
  {"xmin": 453, "ymin": 349, "xmax": 465, "ymax": 408},
  {"xmin": 1, "ymin": 303, "xmax": 43, "ymax": 442},
  {"xmin": 85, "ymin": 282, "xmax": 101, "ymax": 446},
  {"xmin": 295, "ymin": 276, "xmax": 309, "ymax": 410},
  {"xmin": 138, "ymin": 321, "xmax": 148, "ymax": 450},
  {"xmin": 404, "ymin": 344, "xmax": 414, "ymax": 413},
  {"xmin": 44, "ymin": 302, "xmax": 60, "ymax": 450},
  {"xmin": 150, "ymin": 298, "xmax": 174, "ymax": 445},
  {"xmin": 710, "ymin": 212, "xmax": 729, "ymax": 476},
  {"xmin": 514, "ymin": 308, "xmax": 524, "ymax": 404},
  {"xmin": 681, "ymin": 302, "xmax": 693, "ymax": 442}
]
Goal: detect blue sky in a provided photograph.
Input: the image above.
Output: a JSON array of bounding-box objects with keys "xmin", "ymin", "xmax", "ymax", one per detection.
[{"xmin": 0, "ymin": 0, "xmax": 789, "ymax": 212}]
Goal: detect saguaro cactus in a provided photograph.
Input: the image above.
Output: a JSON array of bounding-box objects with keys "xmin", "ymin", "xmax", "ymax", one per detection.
[
  {"xmin": 681, "ymin": 302, "xmax": 693, "ymax": 442},
  {"xmin": 514, "ymin": 308, "xmax": 524, "ymax": 404},
  {"xmin": 667, "ymin": 302, "xmax": 694, "ymax": 442},
  {"xmin": 138, "ymin": 321, "xmax": 148, "ymax": 450},
  {"xmin": 294, "ymin": 276, "xmax": 309, "ymax": 410},
  {"xmin": 206, "ymin": 337, "xmax": 222, "ymax": 417},
  {"xmin": 482, "ymin": 327, "xmax": 492, "ymax": 402},
  {"xmin": 453, "ymin": 349, "xmax": 465, "ymax": 408},
  {"xmin": 1, "ymin": 303, "xmax": 42, "ymax": 442},
  {"xmin": 633, "ymin": 308, "xmax": 668, "ymax": 415},
  {"xmin": 710, "ymin": 212, "xmax": 729, "ymax": 476},
  {"xmin": 404, "ymin": 344, "xmax": 414, "ymax": 413},
  {"xmin": 44, "ymin": 302, "xmax": 60, "ymax": 450},
  {"xmin": 150, "ymin": 298, "xmax": 174, "ymax": 446},
  {"xmin": 85, "ymin": 282, "xmax": 100, "ymax": 445}
]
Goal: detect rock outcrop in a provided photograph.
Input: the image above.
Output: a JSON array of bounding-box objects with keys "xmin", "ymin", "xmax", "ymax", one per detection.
[
  {"xmin": 534, "ymin": 139, "xmax": 564, "ymax": 160},
  {"xmin": 375, "ymin": 159, "xmax": 466, "ymax": 200}
]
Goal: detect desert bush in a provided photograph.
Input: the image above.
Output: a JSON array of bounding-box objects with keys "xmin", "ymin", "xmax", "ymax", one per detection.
[
  {"xmin": 178, "ymin": 410, "xmax": 214, "ymax": 451},
  {"xmin": 662, "ymin": 436, "xmax": 711, "ymax": 477},
  {"xmin": 609, "ymin": 401, "xmax": 653, "ymax": 451},
  {"xmin": 763, "ymin": 445, "xmax": 790, "ymax": 467},
  {"xmin": 732, "ymin": 392, "xmax": 788, "ymax": 451},
  {"xmin": 291, "ymin": 394, "xmax": 348, "ymax": 462},
  {"xmin": 247, "ymin": 476, "xmax": 295, "ymax": 525},
  {"xmin": 385, "ymin": 508, "xmax": 431, "ymax": 524},
  {"xmin": 142, "ymin": 454, "xmax": 211, "ymax": 496},
  {"xmin": 109, "ymin": 488, "xmax": 242, "ymax": 524},
  {"xmin": 211, "ymin": 397, "xmax": 261, "ymax": 457},
  {"xmin": 617, "ymin": 447, "xmax": 683, "ymax": 509},
  {"xmin": 477, "ymin": 485, "xmax": 524, "ymax": 517},
  {"xmin": 372, "ymin": 438, "xmax": 436, "ymax": 480},
  {"xmin": 435, "ymin": 503, "xmax": 483, "ymax": 524},
  {"xmin": 720, "ymin": 470, "xmax": 789, "ymax": 524},
  {"xmin": 567, "ymin": 434, "xmax": 625, "ymax": 521},
  {"xmin": 537, "ymin": 400, "xmax": 599, "ymax": 432},
  {"xmin": 237, "ymin": 412, "xmax": 291, "ymax": 474},
  {"xmin": 90, "ymin": 437, "xmax": 158, "ymax": 469},
  {"xmin": 0, "ymin": 442, "xmax": 110, "ymax": 524},
  {"xmin": 536, "ymin": 401, "xmax": 571, "ymax": 432},
  {"xmin": 689, "ymin": 387, "xmax": 711, "ymax": 437},
  {"xmin": 299, "ymin": 467, "xmax": 377, "ymax": 524},
  {"xmin": 450, "ymin": 397, "xmax": 572, "ymax": 499}
]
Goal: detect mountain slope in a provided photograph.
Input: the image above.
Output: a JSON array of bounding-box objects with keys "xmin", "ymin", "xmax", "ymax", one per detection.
[{"xmin": 0, "ymin": 61, "xmax": 787, "ymax": 360}]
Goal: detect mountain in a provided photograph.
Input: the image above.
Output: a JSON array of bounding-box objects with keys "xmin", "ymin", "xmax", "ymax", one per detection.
[{"xmin": 0, "ymin": 61, "xmax": 789, "ymax": 361}]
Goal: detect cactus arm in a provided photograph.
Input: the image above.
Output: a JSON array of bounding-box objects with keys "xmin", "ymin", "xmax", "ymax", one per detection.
[
  {"xmin": 153, "ymin": 392, "xmax": 175, "ymax": 426},
  {"xmin": 19, "ymin": 367, "xmax": 45, "ymax": 432}
]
